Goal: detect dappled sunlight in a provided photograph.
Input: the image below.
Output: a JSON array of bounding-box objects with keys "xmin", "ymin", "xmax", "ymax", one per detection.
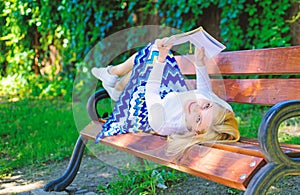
[
  {"xmin": 0, "ymin": 174, "xmax": 44, "ymax": 194},
  {"xmin": 0, "ymin": 74, "xmax": 26, "ymax": 101},
  {"xmin": 231, "ymin": 79, "xmax": 261, "ymax": 103}
]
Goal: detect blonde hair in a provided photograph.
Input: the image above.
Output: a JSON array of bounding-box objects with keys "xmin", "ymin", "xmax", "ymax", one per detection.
[{"xmin": 166, "ymin": 104, "xmax": 240, "ymax": 157}]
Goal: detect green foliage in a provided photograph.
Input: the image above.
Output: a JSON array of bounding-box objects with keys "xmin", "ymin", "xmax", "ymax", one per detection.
[
  {"xmin": 0, "ymin": 0, "xmax": 296, "ymax": 100},
  {"xmin": 0, "ymin": 73, "xmax": 73, "ymax": 101},
  {"xmin": 219, "ymin": 0, "xmax": 246, "ymax": 50},
  {"xmin": 243, "ymin": 0, "xmax": 291, "ymax": 49},
  {"xmin": 158, "ymin": 0, "xmax": 292, "ymax": 50}
]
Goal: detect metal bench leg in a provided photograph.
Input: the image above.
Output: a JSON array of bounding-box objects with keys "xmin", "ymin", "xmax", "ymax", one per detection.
[
  {"xmin": 44, "ymin": 135, "xmax": 87, "ymax": 192},
  {"xmin": 245, "ymin": 162, "xmax": 300, "ymax": 195}
]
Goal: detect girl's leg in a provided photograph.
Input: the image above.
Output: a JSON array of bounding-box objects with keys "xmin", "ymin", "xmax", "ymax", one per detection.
[
  {"xmin": 109, "ymin": 53, "xmax": 137, "ymax": 77},
  {"xmin": 91, "ymin": 52, "xmax": 137, "ymax": 101},
  {"xmin": 115, "ymin": 70, "xmax": 132, "ymax": 91},
  {"xmin": 91, "ymin": 52, "xmax": 136, "ymax": 86}
]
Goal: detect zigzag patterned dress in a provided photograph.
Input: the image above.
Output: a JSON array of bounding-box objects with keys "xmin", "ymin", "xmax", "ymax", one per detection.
[{"xmin": 95, "ymin": 42, "xmax": 188, "ymax": 143}]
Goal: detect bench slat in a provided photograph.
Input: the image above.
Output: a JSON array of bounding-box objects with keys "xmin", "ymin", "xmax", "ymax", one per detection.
[
  {"xmin": 175, "ymin": 46, "xmax": 300, "ymax": 75},
  {"xmin": 240, "ymin": 137, "xmax": 300, "ymax": 151},
  {"xmin": 207, "ymin": 139, "xmax": 300, "ymax": 159},
  {"xmin": 81, "ymin": 122, "xmax": 265, "ymax": 191},
  {"xmin": 185, "ymin": 78, "xmax": 300, "ymax": 105},
  {"xmin": 81, "ymin": 122, "xmax": 300, "ymax": 159}
]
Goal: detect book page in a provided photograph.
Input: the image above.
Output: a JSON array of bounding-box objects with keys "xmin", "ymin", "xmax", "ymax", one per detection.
[{"xmin": 164, "ymin": 27, "xmax": 226, "ymax": 58}]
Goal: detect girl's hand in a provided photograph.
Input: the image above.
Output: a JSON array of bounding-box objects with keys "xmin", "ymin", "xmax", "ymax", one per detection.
[
  {"xmin": 156, "ymin": 38, "xmax": 173, "ymax": 63},
  {"xmin": 194, "ymin": 47, "xmax": 206, "ymax": 67}
]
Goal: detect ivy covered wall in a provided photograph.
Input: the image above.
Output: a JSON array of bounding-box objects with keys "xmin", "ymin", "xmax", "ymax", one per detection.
[{"xmin": 0, "ymin": 0, "xmax": 299, "ymax": 99}]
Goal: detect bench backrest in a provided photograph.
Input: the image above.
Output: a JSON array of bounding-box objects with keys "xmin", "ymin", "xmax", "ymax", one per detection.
[{"xmin": 175, "ymin": 46, "xmax": 300, "ymax": 105}]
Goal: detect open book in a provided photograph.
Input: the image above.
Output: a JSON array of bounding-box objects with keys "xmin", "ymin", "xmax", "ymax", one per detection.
[{"xmin": 164, "ymin": 27, "xmax": 226, "ymax": 58}]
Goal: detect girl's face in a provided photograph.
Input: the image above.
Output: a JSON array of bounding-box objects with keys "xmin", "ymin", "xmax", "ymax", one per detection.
[{"xmin": 184, "ymin": 99, "xmax": 215, "ymax": 134}]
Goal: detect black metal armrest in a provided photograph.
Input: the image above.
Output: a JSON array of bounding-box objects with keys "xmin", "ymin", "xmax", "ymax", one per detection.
[
  {"xmin": 86, "ymin": 89, "xmax": 109, "ymax": 121},
  {"xmin": 258, "ymin": 100, "xmax": 300, "ymax": 166}
]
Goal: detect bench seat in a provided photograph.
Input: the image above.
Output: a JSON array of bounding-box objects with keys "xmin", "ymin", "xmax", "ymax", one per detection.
[{"xmin": 81, "ymin": 121, "xmax": 300, "ymax": 191}]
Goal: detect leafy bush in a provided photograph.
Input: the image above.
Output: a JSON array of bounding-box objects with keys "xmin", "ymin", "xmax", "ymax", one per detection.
[
  {"xmin": 0, "ymin": 73, "xmax": 73, "ymax": 101},
  {"xmin": 0, "ymin": 0, "xmax": 297, "ymax": 100}
]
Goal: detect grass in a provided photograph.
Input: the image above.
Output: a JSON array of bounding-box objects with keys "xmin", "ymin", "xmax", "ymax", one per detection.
[
  {"xmin": 0, "ymin": 98, "xmax": 78, "ymax": 176},
  {"xmin": 232, "ymin": 103, "xmax": 300, "ymax": 145},
  {"xmin": 97, "ymin": 161, "xmax": 189, "ymax": 195},
  {"xmin": 231, "ymin": 103, "xmax": 269, "ymax": 138}
]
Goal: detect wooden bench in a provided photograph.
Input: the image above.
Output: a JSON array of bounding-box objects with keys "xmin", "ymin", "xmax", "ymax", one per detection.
[{"xmin": 45, "ymin": 46, "xmax": 300, "ymax": 194}]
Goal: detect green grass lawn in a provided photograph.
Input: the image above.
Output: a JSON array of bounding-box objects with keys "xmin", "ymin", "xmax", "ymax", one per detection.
[{"xmin": 0, "ymin": 98, "xmax": 78, "ymax": 176}]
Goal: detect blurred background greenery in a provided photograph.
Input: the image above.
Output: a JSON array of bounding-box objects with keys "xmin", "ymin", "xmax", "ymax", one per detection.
[
  {"xmin": 0, "ymin": 0, "xmax": 299, "ymax": 182},
  {"xmin": 0, "ymin": 0, "xmax": 299, "ymax": 100}
]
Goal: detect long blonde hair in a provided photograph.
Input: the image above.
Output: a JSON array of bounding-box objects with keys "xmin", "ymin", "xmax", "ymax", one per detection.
[{"xmin": 166, "ymin": 104, "xmax": 240, "ymax": 157}]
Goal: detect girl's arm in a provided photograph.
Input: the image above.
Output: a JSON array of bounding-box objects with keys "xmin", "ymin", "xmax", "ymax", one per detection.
[
  {"xmin": 145, "ymin": 60, "xmax": 166, "ymax": 131},
  {"xmin": 145, "ymin": 39, "xmax": 172, "ymax": 132},
  {"xmin": 145, "ymin": 60, "xmax": 166, "ymax": 110},
  {"xmin": 194, "ymin": 47, "xmax": 213, "ymax": 92}
]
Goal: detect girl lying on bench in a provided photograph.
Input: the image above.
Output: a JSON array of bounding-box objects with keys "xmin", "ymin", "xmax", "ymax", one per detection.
[{"xmin": 91, "ymin": 37, "xmax": 240, "ymax": 156}]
